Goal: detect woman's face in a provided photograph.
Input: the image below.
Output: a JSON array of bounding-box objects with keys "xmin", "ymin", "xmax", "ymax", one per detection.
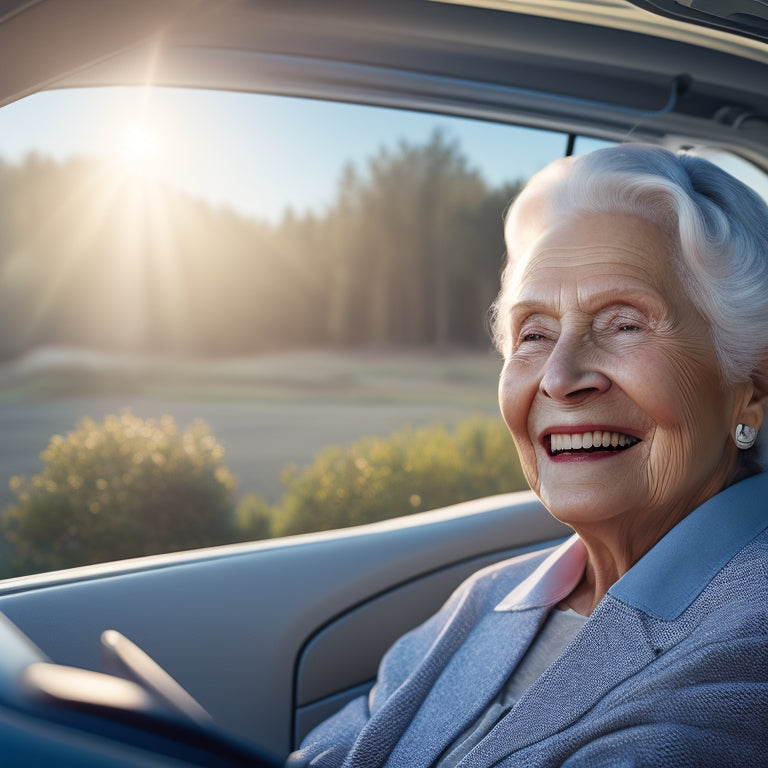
[{"xmin": 499, "ymin": 211, "xmax": 752, "ymax": 542}]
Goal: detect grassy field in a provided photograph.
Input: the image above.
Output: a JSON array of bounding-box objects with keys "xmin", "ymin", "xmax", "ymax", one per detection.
[{"xmin": 0, "ymin": 348, "xmax": 506, "ymax": 510}]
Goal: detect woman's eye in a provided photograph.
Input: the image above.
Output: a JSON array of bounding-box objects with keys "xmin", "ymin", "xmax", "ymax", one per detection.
[
  {"xmin": 618, "ymin": 324, "xmax": 640, "ymax": 332},
  {"xmin": 521, "ymin": 332, "xmax": 543, "ymax": 342}
]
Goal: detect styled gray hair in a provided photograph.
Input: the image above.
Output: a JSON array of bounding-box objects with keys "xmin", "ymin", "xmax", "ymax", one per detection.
[{"xmin": 492, "ymin": 144, "xmax": 768, "ymax": 389}]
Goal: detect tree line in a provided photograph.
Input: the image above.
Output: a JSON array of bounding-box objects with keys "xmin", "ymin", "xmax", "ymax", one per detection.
[{"xmin": 0, "ymin": 131, "xmax": 522, "ymax": 361}]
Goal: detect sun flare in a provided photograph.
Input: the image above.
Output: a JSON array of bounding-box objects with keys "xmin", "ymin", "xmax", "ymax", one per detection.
[{"xmin": 118, "ymin": 121, "xmax": 161, "ymax": 174}]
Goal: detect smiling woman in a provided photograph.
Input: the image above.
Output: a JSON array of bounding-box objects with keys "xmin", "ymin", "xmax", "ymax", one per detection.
[
  {"xmin": 498, "ymin": 210, "xmax": 747, "ymax": 601},
  {"xmin": 290, "ymin": 145, "xmax": 768, "ymax": 767}
]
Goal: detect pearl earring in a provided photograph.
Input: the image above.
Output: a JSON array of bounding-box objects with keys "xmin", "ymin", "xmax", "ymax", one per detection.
[{"xmin": 734, "ymin": 423, "xmax": 758, "ymax": 450}]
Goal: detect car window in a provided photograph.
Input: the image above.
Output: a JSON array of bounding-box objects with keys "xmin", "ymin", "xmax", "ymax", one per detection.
[
  {"xmin": 691, "ymin": 147, "xmax": 768, "ymax": 203},
  {"xmin": 0, "ymin": 86, "xmax": 575, "ymax": 577},
  {"xmin": 572, "ymin": 136, "xmax": 615, "ymax": 155},
  {"xmin": 3, "ymin": 86, "xmax": 764, "ymax": 578}
]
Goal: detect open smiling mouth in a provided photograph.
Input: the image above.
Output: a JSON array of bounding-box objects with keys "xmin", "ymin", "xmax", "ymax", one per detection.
[{"xmin": 547, "ymin": 431, "xmax": 641, "ymax": 457}]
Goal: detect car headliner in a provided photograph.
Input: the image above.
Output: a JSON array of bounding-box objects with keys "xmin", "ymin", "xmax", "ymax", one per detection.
[{"xmin": 0, "ymin": 0, "xmax": 767, "ymax": 168}]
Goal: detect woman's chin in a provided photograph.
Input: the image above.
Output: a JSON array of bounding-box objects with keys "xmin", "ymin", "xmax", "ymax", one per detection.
[
  {"xmin": 533, "ymin": 450, "xmax": 648, "ymax": 524},
  {"xmin": 539, "ymin": 485, "xmax": 640, "ymax": 531}
]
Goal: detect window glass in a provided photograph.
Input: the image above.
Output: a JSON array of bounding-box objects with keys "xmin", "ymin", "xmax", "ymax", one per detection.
[
  {"xmin": 572, "ymin": 135, "xmax": 615, "ymax": 155},
  {"xmin": 0, "ymin": 87, "xmax": 568, "ymax": 577},
  {"xmin": 693, "ymin": 147, "xmax": 768, "ymax": 203}
]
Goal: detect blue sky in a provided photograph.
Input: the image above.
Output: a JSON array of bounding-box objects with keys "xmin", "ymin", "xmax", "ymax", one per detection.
[
  {"xmin": 3, "ymin": 86, "xmax": 764, "ymax": 222},
  {"xmin": 0, "ymin": 87, "xmax": 591, "ymax": 221}
]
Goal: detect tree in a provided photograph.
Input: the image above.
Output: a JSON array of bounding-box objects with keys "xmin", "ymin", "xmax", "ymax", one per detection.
[
  {"xmin": 323, "ymin": 130, "xmax": 515, "ymax": 349},
  {"xmin": 1, "ymin": 412, "xmax": 238, "ymax": 575},
  {"xmin": 273, "ymin": 418, "xmax": 528, "ymax": 536}
]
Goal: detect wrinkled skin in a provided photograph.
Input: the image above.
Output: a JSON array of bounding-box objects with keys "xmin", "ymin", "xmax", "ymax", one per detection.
[{"xmin": 498, "ymin": 211, "xmax": 764, "ymax": 614}]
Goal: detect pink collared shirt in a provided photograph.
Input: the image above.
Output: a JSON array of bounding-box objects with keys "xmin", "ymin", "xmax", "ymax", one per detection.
[{"xmin": 494, "ymin": 535, "xmax": 587, "ymax": 611}]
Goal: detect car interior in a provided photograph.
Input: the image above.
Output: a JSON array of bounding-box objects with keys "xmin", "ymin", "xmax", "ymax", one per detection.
[{"xmin": 0, "ymin": 1, "xmax": 766, "ymax": 765}]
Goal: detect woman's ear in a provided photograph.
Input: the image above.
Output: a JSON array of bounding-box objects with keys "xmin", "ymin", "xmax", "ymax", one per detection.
[{"xmin": 734, "ymin": 376, "xmax": 768, "ymax": 435}]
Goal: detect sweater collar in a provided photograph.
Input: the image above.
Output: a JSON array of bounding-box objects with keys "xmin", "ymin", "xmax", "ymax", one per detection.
[
  {"xmin": 495, "ymin": 470, "xmax": 768, "ymax": 620},
  {"xmin": 610, "ymin": 469, "xmax": 768, "ymax": 620}
]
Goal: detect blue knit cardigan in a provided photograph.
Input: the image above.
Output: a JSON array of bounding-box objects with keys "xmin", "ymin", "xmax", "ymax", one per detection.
[{"xmin": 289, "ymin": 471, "xmax": 768, "ymax": 767}]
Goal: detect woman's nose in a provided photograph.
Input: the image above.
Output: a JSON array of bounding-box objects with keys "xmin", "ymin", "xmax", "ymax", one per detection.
[{"xmin": 539, "ymin": 335, "xmax": 611, "ymax": 402}]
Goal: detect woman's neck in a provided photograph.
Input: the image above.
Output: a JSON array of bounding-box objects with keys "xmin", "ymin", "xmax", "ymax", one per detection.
[{"xmin": 559, "ymin": 514, "xmax": 684, "ymax": 616}]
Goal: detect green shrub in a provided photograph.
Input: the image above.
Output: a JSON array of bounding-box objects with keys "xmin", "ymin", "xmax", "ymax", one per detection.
[
  {"xmin": 234, "ymin": 493, "xmax": 273, "ymax": 540},
  {"xmin": 0, "ymin": 413, "xmax": 528, "ymax": 573},
  {"xmin": 1, "ymin": 412, "xmax": 238, "ymax": 574},
  {"xmin": 274, "ymin": 418, "xmax": 527, "ymax": 536}
]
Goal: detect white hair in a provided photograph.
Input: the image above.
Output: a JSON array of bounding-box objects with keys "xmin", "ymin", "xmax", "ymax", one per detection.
[{"xmin": 492, "ymin": 144, "xmax": 768, "ymax": 388}]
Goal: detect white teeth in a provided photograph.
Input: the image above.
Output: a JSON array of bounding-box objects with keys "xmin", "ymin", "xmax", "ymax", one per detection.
[{"xmin": 549, "ymin": 431, "xmax": 638, "ymax": 454}]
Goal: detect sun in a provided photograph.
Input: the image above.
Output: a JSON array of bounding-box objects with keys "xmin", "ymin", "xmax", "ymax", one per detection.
[{"xmin": 117, "ymin": 121, "xmax": 161, "ymax": 175}]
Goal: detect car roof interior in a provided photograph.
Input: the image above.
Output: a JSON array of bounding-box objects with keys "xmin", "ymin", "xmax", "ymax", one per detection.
[{"xmin": 1, "ymin": 0, "xmax": 767, "ymax": 167}]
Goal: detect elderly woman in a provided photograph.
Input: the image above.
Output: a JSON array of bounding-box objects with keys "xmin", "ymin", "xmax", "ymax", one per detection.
[{"xmin": 288, "ymin": 145, "xmax": 768, "ymax": 767}]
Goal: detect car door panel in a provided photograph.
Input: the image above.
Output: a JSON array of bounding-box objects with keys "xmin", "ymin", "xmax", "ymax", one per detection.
[{"xmin": 0, "ymin": 492, "xmax": 566, "ymax": 758}]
